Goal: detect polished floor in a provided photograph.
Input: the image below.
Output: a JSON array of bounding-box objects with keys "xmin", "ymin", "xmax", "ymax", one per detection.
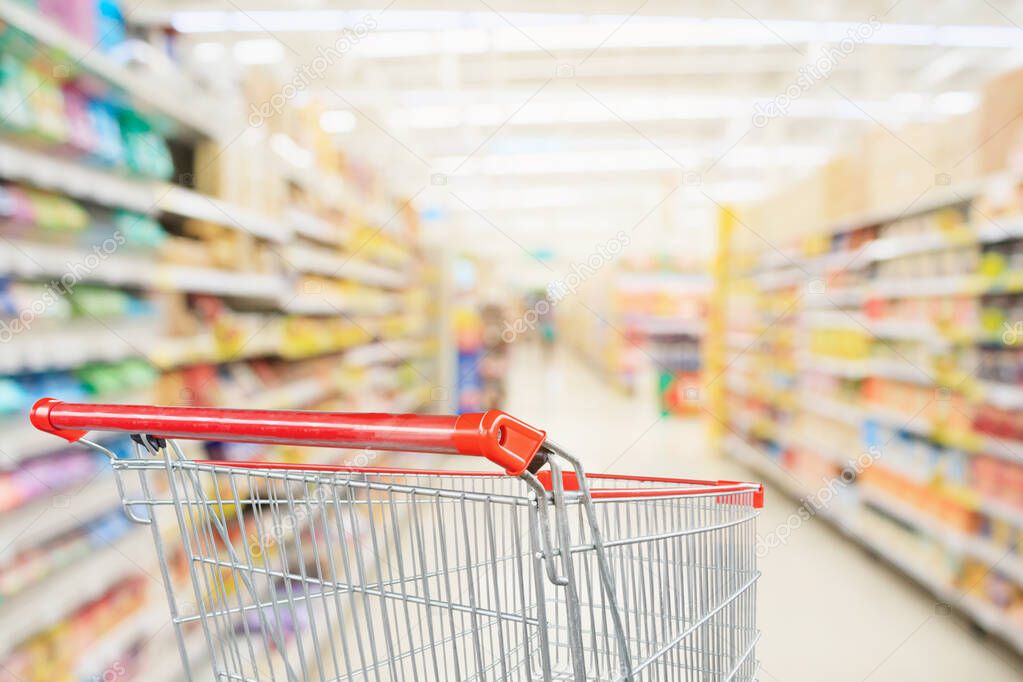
[{"xmin": 504, "ymin": 343, "xmax": 1023, "ymax": 682}]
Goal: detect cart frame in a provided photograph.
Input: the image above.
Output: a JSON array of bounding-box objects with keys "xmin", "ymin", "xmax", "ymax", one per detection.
[{"xmin": 31, "ymin": 399, "xmax": 763, "ymax": 681}]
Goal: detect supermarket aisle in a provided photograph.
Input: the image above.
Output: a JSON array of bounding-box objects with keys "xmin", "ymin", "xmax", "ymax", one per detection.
[{"xmin": 504, "ymin": 342, "xmax": 1023, "ymax": 682}]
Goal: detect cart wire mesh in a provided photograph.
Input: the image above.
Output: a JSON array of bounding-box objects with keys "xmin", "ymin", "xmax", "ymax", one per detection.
[{"xmin": 113, "ymin": 442, "xmax": 761, "ymax": 682}]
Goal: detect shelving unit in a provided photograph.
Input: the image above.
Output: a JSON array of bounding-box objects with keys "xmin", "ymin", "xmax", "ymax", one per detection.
[
  {"xmin": 720, "ymin": 163, "xmax": 1023, "ymax": 652},
  {"xmin": 0, "ymin": 4, "xmax": 440, "ymax": 679},
  {"xmin": 0, "ymin": 0, "xmax": 223, "ymax": 140},
  {"xmin": 561, "ymin": 264, "xmax": 710, "ymax": 401}
]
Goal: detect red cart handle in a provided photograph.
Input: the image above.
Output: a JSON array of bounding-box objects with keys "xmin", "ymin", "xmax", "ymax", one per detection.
[{"xmin": 30, "ymin": 398, "xmax": 547, "ymax": 476}]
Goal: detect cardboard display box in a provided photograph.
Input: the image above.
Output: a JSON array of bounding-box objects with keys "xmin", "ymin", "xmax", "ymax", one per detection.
[
  {"xmin": 930, "ymin": 110, "xmax": 983, "ymax": 183},
  {"xmin": 978, "ymin": 66, "xmax": 1023, "ymax": 175},
  {"xmin": 864, "ymin": 124, "xmax": 940, "ymax": 212},
  {"xmin": 822, "ymin": 153, "xmax": 869, "ymax": 224}
]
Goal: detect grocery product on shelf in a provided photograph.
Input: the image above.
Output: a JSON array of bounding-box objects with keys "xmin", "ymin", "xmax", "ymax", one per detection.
[
  {"xmin": 1, "ymin": 445, "xmax": 107, "ymax": 512},
  {"xmin": 0, "ymin": 506, "xmax": 132, "ymax": 602},
  {"xmin": 0, "ymin": 50, "xmax": 172, "ymax": 177},
  {"xmin": 652, "ymin": 334, "xmax": 702, "ymax": 416},
  {"xmin": 1, "ymin": 575, "xmax": 148, "ymax": 681},
  {"xmin": 479, "ymin": 302, "xmax": 510, "ymax": 409},
  {"xmin": 453, "ymin": 304, "xmax": 485, "ymax": 412},
  {"xmin": 619, "ymin": 262, "xmax": 708, "ymax": 415},
  {"xmin": 0, "ymin": 6, "xmax": 440, "ymax": 679},
  {"xmin": 560, "ymin": 260, "xmax": 709, "ymax": 401},
  {"xmin": 720, "ymin": 113, "xmax": 1023, "ymax": 650}
]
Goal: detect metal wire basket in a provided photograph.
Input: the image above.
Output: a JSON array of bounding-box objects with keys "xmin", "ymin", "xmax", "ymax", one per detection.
[{"xmin": 31, "ymin": 398, "xmax": 764, "ymax": 681}]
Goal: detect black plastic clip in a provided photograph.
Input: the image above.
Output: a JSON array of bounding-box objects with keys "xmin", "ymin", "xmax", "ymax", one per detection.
[{"xmin": 131, "ymin": 433, "xmax": 167, "ymax": 452}]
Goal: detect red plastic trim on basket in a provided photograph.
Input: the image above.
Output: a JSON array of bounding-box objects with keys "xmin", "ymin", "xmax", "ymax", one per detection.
[
  {"xmin": 536, "ymin": 470, "xmax": 763, "ymax": 507},
  {"xmin": 197, "ymin": 460, "xmax": 764, "ymax": 508}
]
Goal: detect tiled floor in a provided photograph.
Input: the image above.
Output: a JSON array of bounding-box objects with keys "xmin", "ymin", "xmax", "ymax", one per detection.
[{"xmin": 504, "ymin": 343, "xmax": 1023, "ymax": 682}]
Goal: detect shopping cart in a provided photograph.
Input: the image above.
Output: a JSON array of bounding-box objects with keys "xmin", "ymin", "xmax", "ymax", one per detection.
[{"xmin": 31, "ymin": 398, "xmax": 764, "ymax": 681}]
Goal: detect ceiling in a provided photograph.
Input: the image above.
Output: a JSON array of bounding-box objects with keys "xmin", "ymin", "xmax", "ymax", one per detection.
[{"xmin": 130, "ymin": 0, "xmax": 1023, "ymax": 258}]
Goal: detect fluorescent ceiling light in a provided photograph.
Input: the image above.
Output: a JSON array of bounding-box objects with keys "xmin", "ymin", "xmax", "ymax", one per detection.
[
  {"xmin": 320, "ymin": 110, "xmax": 357, "ymax": 133},
  {"xmin": 169, "ymin": 11, "xmax": 1022, "ymax": 53},
  {"xmin": 169, "ymin": 13, "xmax": 1023, "ymax": 63},
  {"xmin": 233, "ymin": 39, "xmax": 284, "ymax": 64},
  {"xmin": 933, "ymin": 91, "xmax": 978, "ymax": 115},
  {"xmin": 169, "ymin": 10, "xmax": 592, "ymax": 33},
  {"xmin": 192, "ymin": 41, "xmax": 225, "ymax": 63},
  {"xmin": 435, "ymin": 146, "xmax": 829, "ymax": 176},
  {"xmin": 448, "ymin": 181, "xmax": 765, "ymax": 210},
  {"xmin": 437, "ymin": 149, "xmax": 701, "ymax": 175},
  {"xmin": 384, "ymin": 93, "xmax": 964, "ymax": 132}
]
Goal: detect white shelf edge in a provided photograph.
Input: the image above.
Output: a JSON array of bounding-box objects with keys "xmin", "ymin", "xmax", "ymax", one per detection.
[
  {"xmin": 724, "ymin": 434, "xmax": 1023, "ymax": 654},
  {"xmin": 0, "ymin": 1, "xmax": 223, "ymax": 141},
  {"xmin": 0, "ymin": 527, "xmax": 153, "ymax": 659},
  {"xmin": 155, "ymin": 185, "xmax": 292, "ymax": 243},
  {"xmin": 0, "ymin": 141, "xmax": 292, "ymax": 242}
]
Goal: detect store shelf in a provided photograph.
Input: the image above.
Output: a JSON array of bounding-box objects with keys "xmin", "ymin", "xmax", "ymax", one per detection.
[
  {"xmin": 153, "ymin": 265, "xmax": 286, "ymax": 299},
  {"xmin": 726, "ymin": 434, "xmax": 1023, "ymax": 653},
  {"xmin": 826, "ymin": 174, "xmax": 991, "ymax": 236},
  {"xmin": 0, "ymin": 525, "xmax": 152, "ymax": 658},
  {"xmin": 836, "ymin": 217, "xmax": 1023, "ymax": 266},
  {"xmin": 0, "ymin": 474, "xmax": 120, "ymax": 556},
  {"xmin": 0, "ymin": 139, "xmax": 153, "ymax": 211},
  {"xmin": 870, "ymin": 275, "xmax": 981, "ymax": 299},
  {"xmin": 628, "ymin": 318, "xmax": 706, "ymax": 336},
  {"xmin": 755, "ymin": 267, "xmax": 804, "ymax": 291},
  {"xmin": 155, "ymin": 185, "xmax": 291, "ymax": 242},
  {"xmin": 287, "ymin": 207, "xmax": 347, "ymax": 246},
  {"xmin": 802, "ymin": 310, "xmax": 864, "ymax": 331},
  {"xmin": 863, "ymin": 229, "xmax": 975, "ymax": 264},
  {"xmin": 861, "ymin": 485, "xmax": 1023, "ymax": 589},
  {"xmin": 801, "ymin": 357, "xmax": 872, "ymax": 379},
  {"xmin": 806, "ymin": 355, "xmax": 937, "ymax": 386},
  {"xmin": 75, "ymin": 601, "xmax": 168, "ymax": 679},
  {"xmin": 344, "ymin": 339, "xmax": 425, "ymax": 367},
  {"xmin": 0, "ymin": 239, "xmax": 155, "ymax": 287},
  {"xmin": 864, "ymin": 406, "xmax": 933, "ymax": 436},
  {"xmin": 615, "ymin": 271, "xmax": 712, "ymax": 294},
  {"xmin": 792, "ymin": 434, "xmax": 854, "ymax": 465},
  {"xmin": 859, "ymin": 486, "xmax": 970, "ymax": 551},
  {"xmin": 0, "ymin": 1, "xmax": 222, "ymax": 141},
  {"xmin": 0, "ymin": 141, "xmax": 291, "ymax": 242},
  {"xmin": 1, "ymin": 388, "xmax": 152, "ymax": 466},
  {"xmin": 0, "ymin": 9, "xmax": 441, "ymax": 676},
  {"xmin": 0, "ymin": 319, "xmax": 162, "ymax": 374},
  {"xmin": 803, "ymin": 285, "xmax": 865, "ymax": 308},
  {"xmin": 973, "ymin": 434, "xmax": 1023, "ymax": 463},
  {"xmin": 968, "ymin": 537, "xmax": 1023, "ymax": 587},
  {"xmin": 246, "ymin": 376, "xmax": 334, "ymax": 411},
  {"xmin": 803, "ymin": 312, "xmax": 961, "ymax": 349},
  {"xmin": 285, "ymin": 243, "xmax": 408, "ymax": 288},
  {"xmin": 726, "ymin": 433, "xmax": 848, "ymax": 521},
  {"xmin": 393, "ymin": 384, "xmax": 433, "ymax": 412},
  {"xmin": 867, "ymin": 319, "xmax": 954, "ymax": 345},
  {"xmin": 868, "ymin": 358, "xmax": 936, "ymax": 385},
  {"xmin": 980, "ymin": 381, "xmax": 1023, "ymax": 410},
  {"xmin": 977, "ymin": 496, "xmax": 1023, "ymax": 528},
  {"xmin": 0, "ymin": 239, "xmax": 290, "ymax": 301},
  {"xmin": 853, "ymin": 519, "xmax": 1023, "ymax": 653},
  {"xmin": 282, "ymin": 292, "xmax": 401, "ymax": 316}
]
